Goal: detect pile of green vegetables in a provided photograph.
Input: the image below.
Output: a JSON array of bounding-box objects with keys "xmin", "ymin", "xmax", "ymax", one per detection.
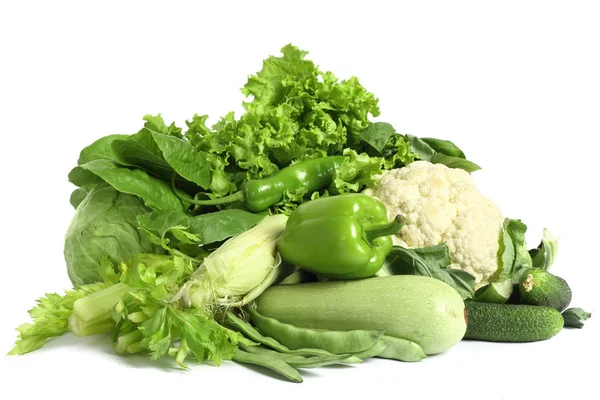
[{"xmin": 10, "ymin": 45, "xmax": 591, "ymax": 382}]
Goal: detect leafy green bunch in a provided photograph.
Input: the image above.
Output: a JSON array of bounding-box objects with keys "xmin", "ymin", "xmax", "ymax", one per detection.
[
  {"xmin": 184, "ymin": 44, "xmax": 400, "ymax": 196},
  {"xmin": 11, "ymin": 254, "xmax": 250, "ymax": 367}
]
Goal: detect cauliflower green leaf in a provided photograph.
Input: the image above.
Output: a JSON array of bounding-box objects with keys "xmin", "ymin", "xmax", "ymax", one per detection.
[
  {"xmin": 529, "ymin": 228, "xmax": 559, "ymax": 271},
  {"xmin": 496, "ymin": 218, "xmax": 533, "ymax": 284},
  {"xmin": 378, "ymin": 244, "xmax": 476, "ymax": 300}
]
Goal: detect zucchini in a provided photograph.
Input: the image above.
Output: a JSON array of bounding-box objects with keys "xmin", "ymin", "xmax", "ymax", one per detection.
[
  {"xmin": 254, "ymin": 275, "xmax": 467, "ymax": 355},
  {"xmin": 464, "ymin": 301, "xmax": 563, "ymax": 342},
  {"xmin": 518, "ymin": 268, "xmax": 572, "ymax": 312}
]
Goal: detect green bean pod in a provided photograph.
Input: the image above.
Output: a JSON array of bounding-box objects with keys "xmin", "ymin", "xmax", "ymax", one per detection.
[
  {"xmin": 378, "ymin": 335, "xmax": 426, "ymax": 362},
  {"xmin": 223, "ymin": 312, "xmax": 338, "ymax": 357},
  {"xmin": 246, "ymin": 306, "xmax": 383, "ymax": 355},
  {"xmin": 241, "ymin": 345, "xmax": 360, "ymax": 368},
  {"xmin": 232, "ymin": 349, "xmax": 302, "ymax": 383}
]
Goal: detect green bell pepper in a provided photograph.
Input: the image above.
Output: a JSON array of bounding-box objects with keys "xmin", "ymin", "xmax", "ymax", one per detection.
[{"xmin": 277, "ymin": 194, "xmax": 403, "ymax": 279}]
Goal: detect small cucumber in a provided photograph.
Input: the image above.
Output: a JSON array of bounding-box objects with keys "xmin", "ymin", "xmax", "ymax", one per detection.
[
  {"xmin": 518, "ymin": 268, "xmax": 572, "ymax": 312},
  {"xmin": 464, "ymin": 301, "xmax": 563, "ymax": 342}
]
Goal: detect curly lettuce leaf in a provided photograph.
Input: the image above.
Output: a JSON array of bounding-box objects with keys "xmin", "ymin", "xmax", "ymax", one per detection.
[
  {"xmin": 184, "ymin": 44, "xmax": 381, "ymax": 200},
  {"xmin": 330, "ymin": 149, "xmax": 386, "ymax": 195}
]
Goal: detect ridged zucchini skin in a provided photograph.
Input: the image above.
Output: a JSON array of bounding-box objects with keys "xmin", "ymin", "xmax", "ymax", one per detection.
[
  {"xmin": 254, "ymin": 275, "xmax": 467, "ymax": 355},
  {"xmin": 464, "ymin": 301, "xmax": 564, "ymax": 342}
]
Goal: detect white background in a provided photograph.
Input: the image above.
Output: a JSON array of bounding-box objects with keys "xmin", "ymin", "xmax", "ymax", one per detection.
[{"xmin": 1, "ymin": 1, "xmax": 599, "ymax": 399}]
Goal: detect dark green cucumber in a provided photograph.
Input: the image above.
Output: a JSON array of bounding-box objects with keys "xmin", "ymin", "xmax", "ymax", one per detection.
[
  {"xmin": 518, "ymin": 268, "xmax": 572, "ymax": 312},
  {"xmin": 464, "ymin": 301, "xmax": 563, "ymax": 342}
]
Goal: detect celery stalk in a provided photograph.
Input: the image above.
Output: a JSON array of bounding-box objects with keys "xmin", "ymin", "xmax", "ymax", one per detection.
[
  {"xmin": 68, "ymin": 283, "xmax": 134, "ymax": 337},
  {"xmin": 114, "ymin": 331, "xmax": 144, "ymax": 354}
]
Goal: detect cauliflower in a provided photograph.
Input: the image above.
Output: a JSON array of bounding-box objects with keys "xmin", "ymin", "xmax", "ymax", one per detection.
[{"xmin": 362, "ymin": 161, "xmax": 504, "ymax": 288}]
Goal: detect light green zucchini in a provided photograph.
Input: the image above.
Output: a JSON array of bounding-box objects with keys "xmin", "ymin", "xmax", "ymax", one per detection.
[{"xmin": 254, "ymin": 275, "xmax": 467, "ymax": 355}]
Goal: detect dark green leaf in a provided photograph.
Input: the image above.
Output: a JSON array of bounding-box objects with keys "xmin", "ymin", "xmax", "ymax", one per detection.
[
  {"xmin": 381, "ymin": 244, "xmax": 475, "ymax": 300},
  {"xmin": 111, "ymin": 129, "xmax": 173, "ymax": 180},
  {"xmin": 188, "ymin": 209, "xmax": 265, "ymax": 244},
  {"xmin": 359, "ymin": 122, "xmax": 396, "ymax": 153},
  {"xmin": 77, "ymin": 160, "xmax": 184, "ymax": 211},
  {"xmin": 68, "ymin": 166, "xmax": 105, "ymax": 187},
  {"xmin": 77, "ymin": 134, "xmax": 128, "ymax": 165},
  {"xmin": 421, "ymin": 138, "xmax": 466, "ymax": 159},
  {"xmin": 112, "ymin": 116, "xmax": 209, "ymax": 191},
  {"xmin": 562, "ymin": 308, "xmax": 592, "ymax": 329},
  {"xmin": 431, "ymin": 153, "xmax": 481, "ymax": 173},
  {"xmin": 407, "ymin": 135, "xmax": 437, "ymax": 162},
  {"xmin": 137, "ymin": 209, "xmax": 265, "ymax": 247},
  {"xmin": 151, "ymin": 132, "xmax": 211, "ymax": 189},
  {"xmin": 408, "ymin": 135, "xmax": 480, "ymax": 172}
]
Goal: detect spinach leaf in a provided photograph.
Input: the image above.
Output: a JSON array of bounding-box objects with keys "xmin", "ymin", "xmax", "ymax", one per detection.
[
  {"xmin": 406, "ymin": 135, "xmax": 437, "ymax": 161},
  {"xmin": 75, "ymin": 159, "xmax": 184, "ymax": 211},
  {"xmin": 562, "ymin": 308, "xmax": 592, "ymax": 329},
  {"xmin": 111, "ymin": 129, "xmax": 173, "ymax": 180},
  {"xmin": 497, "ymin": 218, "xmax": 533, "ymax": 283},
  {"xmin": 359, "ymin": 122, "xmax": 396, "ymax": 153},
  {"xmin": 68, "ymin": 166, "xmax": 105, "ymax": 188},
  {"xmin": 70, "ymin": 134, "xmax": 130, "ymax": 208},
  {"xmin": 379, "ymin": 244, "xmax": 475, "ymax": 300},
  {"xmin": 111, "ymin": 116, "xmax": 211, "ymax": 190},
  {"xmin": 431, "ymin": 153, "xmax": 481, "ymax": 173},
  {"xmin": 138, "ymin": 209, "xmax": 265, "ymax": 247},
  {"xmin": 151, "ymin": 132, "xmax": 211, "ymax": 189},
  {"xmin": 407, "ymin": 135, "xmax": 481, "ymax": 173},
  {"xmin": 77, "ymin": 134, "xmax": 128, "ymax": 165},
  {"xmin": 420, "ymin": 137, "xmax": 466, "ymax": 159}
]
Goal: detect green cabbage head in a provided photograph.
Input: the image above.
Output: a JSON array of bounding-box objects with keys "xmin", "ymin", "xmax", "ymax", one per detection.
[{"xmin": 64, "ymin": 184, "xmax": 162, "ymax": 286}]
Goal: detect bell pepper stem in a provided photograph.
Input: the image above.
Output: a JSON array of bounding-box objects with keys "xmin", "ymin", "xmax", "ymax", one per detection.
[{"xmin": 364, "ymin": 215, "xmax": 404, "ymax": 244}]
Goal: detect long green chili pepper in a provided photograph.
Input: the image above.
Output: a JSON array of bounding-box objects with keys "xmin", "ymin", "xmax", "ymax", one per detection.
[{"xmin": 172, "ymin": 156, "xmax": 345, "ymax": 212}]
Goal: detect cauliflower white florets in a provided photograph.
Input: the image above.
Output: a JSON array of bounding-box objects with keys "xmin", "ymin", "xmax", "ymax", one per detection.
[{"xmin": 362, "ymin": 161, "xmax": 504, "ymax": 288}]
